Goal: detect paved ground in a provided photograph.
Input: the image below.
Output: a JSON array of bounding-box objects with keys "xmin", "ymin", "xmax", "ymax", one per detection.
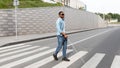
[
  {"xmin": 0, "ymin": 29, "xmax": 88, "ymax": 47},
  {"xmin": 0, "ymin": 26, "xmax": 120, "ymax": 68}
]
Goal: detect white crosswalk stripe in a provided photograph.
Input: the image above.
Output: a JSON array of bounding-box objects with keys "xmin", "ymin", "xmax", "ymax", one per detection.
[
  {"xmin": 0, "ymin": 46, "xmax": 39, "ymax": 58},
  {"xmin": 0, "ymin": 45, "xmax": 32, "ymax": 53},
  {"xmin": 1, "ymin": 44, "xmax": 120, "ymax": 68},
  {"xmin": 81, "ymin": 53, "xmax": 105, "ymax": 68},
  {"xmin": 111, "ymin": 55, "xmax": 120, "ymax": 68},
  {"xmin": 0, "ymin": 47, "xmax": 49, "ymax": 63},
  {"xmin": 24, "ymin": 49, "xmax": 73, "ymax": 68},
  {"xmin": 52, "ymin": 51, "xmax": 88, "ymax": 68},
  {"xmin": 0, "ymin": 47, "xmax": 56, "ymax": 68},
  {"xmin": 0, "ymin": 44, "xmax": 24, "ymax": 51}
]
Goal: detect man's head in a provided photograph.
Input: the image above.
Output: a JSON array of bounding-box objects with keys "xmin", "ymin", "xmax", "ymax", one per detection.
[{"xmin": 58, "ymin": 11, "xmax": 64, "ymax": 19}]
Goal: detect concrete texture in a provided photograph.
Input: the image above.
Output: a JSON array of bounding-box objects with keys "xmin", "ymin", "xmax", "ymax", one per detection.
[
  {"xmin": 0, "ymin": 28, "xmax": 99, "ymax": 47},
  {"xmin": 0, "ymin": 7, "xmax": 107, "ymax": 37}
]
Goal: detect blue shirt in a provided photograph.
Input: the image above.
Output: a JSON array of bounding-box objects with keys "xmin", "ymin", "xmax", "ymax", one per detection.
[{"xmin": 56, "ymin": 18, "xmax": 65, "ymax": 36}]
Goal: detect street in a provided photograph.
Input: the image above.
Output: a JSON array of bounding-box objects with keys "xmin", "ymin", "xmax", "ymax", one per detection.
[{"xmin": 0, "ymin": 27, "xmax": 120, "ymax": 68}]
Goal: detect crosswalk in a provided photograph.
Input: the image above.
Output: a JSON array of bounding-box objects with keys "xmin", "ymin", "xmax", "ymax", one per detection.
[
  {"xmin": 111, "ymin": 55, "xmax": 120, "ymax": 68},
  {"xmin": 81, "ymin": 53, "xmax": 105, "ymax": 68},
  {"xmin": 0, "ymin": 44, "xmax": 120, "ymax": 68}
]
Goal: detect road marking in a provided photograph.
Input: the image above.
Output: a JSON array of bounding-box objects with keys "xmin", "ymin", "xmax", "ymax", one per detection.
[
  {"xmin": 0, "ymin": 44, "xmax": 24, "ymax": 51},
  {"xmin": 0, "ymin": 29, "xmax": 113, "ymax": 68},
  {"xmin": 0, "ymin": 46, "xmax": 39, "ymax": 58},
  {"xmin": 111, "ymin": 55, "xmax": 120, "ymax": 68},
  {"xmin": 68, "ymin": 29, "xmax": 112, "ymax": 46},
  {"xmin": 52, "ymin": 51, "xmax": 88, "ymax": 68},
  {"xmin": 81, "ymin": 53, "xmax": 105, "ymax": 68},
  {"xmin": 0, "ymin": 45, "xmax": 32, "ymax": 53},
  {"xmin": 0, "ymin": 47, "xmax": 49, "ymax": 63},
  {"xmin": 0, "ymin": 47, "xmax": 56, "ymax": 68},
  {"xmin": 25, "ymin": 49, "xmax": 73, "ymax": 68}
]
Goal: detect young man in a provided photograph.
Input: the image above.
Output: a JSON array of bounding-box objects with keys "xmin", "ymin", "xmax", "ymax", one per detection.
[{"xmin": 53, "ymin": 11, "xmax": 70, "ymax": 61}]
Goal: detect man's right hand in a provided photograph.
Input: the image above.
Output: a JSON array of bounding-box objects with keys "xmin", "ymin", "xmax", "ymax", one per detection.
[
  {"xmin": 64, "ymin": 35, "xmax": 68, "ymax": 38},
  {"xmin": 61, "ymin": 32, "xmax": 68, "ymax": 38}
]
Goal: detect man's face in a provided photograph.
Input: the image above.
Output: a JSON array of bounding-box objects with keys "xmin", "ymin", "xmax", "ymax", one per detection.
[{"xmin": 59, "ymin": 12, "xmax": 64, "ymax": 18}]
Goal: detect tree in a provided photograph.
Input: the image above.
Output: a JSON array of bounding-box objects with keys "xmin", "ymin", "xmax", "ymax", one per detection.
[
  {"xmin": 96, "ymin": 13, "xmax": 120, "ymax": 22},
  {"xmin": 105, "ymin": 14, "xmax": 111, "ymax": 22}
]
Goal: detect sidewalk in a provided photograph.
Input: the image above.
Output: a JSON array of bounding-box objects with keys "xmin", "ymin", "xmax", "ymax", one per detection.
[{"xmin": 0, "ymin": 29, "xmax": 98, "ymax": 47}]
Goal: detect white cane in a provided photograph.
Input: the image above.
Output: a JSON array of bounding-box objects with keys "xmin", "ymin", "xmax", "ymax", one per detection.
[
  {"xmin": 68, "ymin": 37, "xmax": 85, "ymax": 63},
  {"xmin": 68, "ymin": 39, "xmax": 78, "ymax": 53}
]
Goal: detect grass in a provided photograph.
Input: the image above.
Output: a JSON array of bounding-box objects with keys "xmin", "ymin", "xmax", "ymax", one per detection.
[{"xmin": 0, "ymin": 0, "xmax": 62, "ymax": 9}]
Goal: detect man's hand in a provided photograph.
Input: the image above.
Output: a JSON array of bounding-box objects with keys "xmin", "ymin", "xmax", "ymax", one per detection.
[
  {"xmin": 61, "ymin": 32, "xmax": 68, "ymax": 38},
  {"xmin": 64, "ymin": 35, "xmax": 68, "ymax": 38}
]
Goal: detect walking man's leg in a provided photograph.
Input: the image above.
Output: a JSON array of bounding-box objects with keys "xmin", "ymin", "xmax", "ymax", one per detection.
[
  {"xmin": 62, "ymin": 38, "xmax": 67, "ymax": 57},
  {"xmin": 62, "ymin": 37, "xmax": 70, "ymax": 61},
  {"xmin": 53, "ymin": 36, "xmax": 63, "ymax": 60}
]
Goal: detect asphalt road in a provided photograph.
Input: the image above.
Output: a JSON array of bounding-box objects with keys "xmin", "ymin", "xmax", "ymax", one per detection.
[{"xmin": 0, "ymin": 26, "xmax": 120, "ymax": 68}]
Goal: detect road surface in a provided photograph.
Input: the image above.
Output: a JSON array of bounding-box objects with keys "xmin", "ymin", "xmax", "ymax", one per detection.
[{"xmin": 0, "ymin": 27, "xmax": 120, "ymax": 68}]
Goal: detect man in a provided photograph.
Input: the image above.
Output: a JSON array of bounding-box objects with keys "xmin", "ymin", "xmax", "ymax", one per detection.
[{"xmin": 53, "ymin": 11, "xmax": 70, "ymax": 61}]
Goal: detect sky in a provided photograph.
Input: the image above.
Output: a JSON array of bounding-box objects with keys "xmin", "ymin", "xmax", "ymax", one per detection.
[{"xmin": 80, "ymin": 0, "xmax": 120, "ymax": 14}]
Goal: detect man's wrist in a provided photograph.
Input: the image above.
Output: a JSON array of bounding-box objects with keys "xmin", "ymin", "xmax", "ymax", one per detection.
[{"xmin": 61, "ymin": 32, "xmax": 65, "ymax": 36}]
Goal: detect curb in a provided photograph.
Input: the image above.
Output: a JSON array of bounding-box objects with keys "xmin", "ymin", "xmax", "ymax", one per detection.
[{"xmin": 0, "ymin": 28, "xmax": 106, "ymax": 47}]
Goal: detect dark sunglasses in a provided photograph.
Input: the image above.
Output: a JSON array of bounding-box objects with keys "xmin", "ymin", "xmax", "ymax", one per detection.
[{"xmin": 61, "ymin": 14, "xmax": 64, "ymax": 15}]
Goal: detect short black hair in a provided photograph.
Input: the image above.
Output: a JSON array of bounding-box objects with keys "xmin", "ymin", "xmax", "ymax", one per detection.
[{"xmin": 58, "ymin": 11, "xmax": 64, "ymax": 15}]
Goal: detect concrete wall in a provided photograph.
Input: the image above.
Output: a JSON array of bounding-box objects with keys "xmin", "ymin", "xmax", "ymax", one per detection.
[
  {"xmin": 0, "ymin": 10, "xmax": 15, "ymax": 36},
  {"xmin": 0, "ymin": 7, "xmax": 107, "ymax": 37}
]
